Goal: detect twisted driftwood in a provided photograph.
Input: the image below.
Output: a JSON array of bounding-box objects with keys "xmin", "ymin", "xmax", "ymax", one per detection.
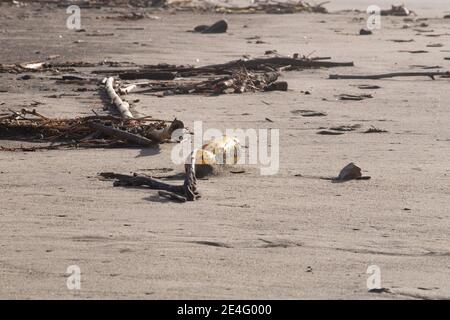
[
  {"xmin": 99, "ymin": 150, "xmax": 199, "ymax": 202},
  {"xmin": 202, "ymin": 57, "xmax": 354, "ymax": 71},
  {"xmin": 94, "ymin": 57, "xmax": 353, "ymax": 80}
]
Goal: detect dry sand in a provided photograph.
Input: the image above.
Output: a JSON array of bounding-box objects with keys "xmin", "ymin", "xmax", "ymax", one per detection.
[{"xmin": 0, "ymin": 1, "xmax": 449, "ymax": 299}]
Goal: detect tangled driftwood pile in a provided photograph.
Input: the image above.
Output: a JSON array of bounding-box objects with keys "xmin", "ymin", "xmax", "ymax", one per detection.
[
  {"xmin": 94, "ymin": 56, "xmax": 353, "ymax": 95},
  {"xmin": 0, "ymin": 53, "xmax": 353, "ymax": 201},
  {"xmin": 114, "ymin": 68, "xmax": 287, "ymax": 95},
  {"xmin": 0, "ymin": 109, "xmax": 183, "ymax": 150}
]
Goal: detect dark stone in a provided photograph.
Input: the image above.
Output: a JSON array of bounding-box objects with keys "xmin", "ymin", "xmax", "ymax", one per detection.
[{"xmin": 359, "ymin": 28, "xmax": 373, "ymax": 35}]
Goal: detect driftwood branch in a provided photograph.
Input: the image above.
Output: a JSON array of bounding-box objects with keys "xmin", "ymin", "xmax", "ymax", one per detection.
[
  {"xmin": 104, "ymin": 77, "xmax": 133, "ymax": 118},
  {"xmin": 202, "ymin": 57, "xmax": 354, "ymax": 71},
  {"xmin": 87, "ymin": 122, "xmax": 156, "ymax": 145},
  {"xmin": 329, "ymin": 71, "xmax": 450, "ymax": 80},
  {"xmin": 99, "ymin": 144, "xmax": 200, "ymax": 202}
]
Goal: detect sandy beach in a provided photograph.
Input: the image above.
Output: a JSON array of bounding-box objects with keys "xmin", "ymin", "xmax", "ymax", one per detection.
[{"xmin": 0, "ymin": 1, "xmax": 449, "ymax": 299}]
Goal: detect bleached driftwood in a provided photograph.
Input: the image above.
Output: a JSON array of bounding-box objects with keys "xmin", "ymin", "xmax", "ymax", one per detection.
[
  {"xmin": 118, "ymin": 84, "xmax": 137, "ymax": 95},
  {"xmin": 104, "ymin": 77, "xmax": 133, "ymax": 118},
  {"xmin": 87, "ymin": 122, "xmax": 155, "ymax": 145}
]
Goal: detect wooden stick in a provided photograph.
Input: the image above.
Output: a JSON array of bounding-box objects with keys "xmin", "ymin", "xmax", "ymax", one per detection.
[
  {"xmin": 202, "ymin": 57, "xmax": 354, "ymax": 71},
  {"xmin": 183, "ymin": 149, "xmax": 198, "ymax": 201},
  {"xmin": 104, "ymin": 77, "xmax": 133, "ymax": 118},
  {"xmin": 87, "ymin": 122, "xmax": 155, "ymax": 145},
  {"xmin": 329, "ymin": 71, "xmax": 450, "ymax": 80}
]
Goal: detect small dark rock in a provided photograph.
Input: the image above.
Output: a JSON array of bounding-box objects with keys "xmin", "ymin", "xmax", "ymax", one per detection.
[
  {"xmin": 194, "ymin": 19, "xmax": 228, "ymax": 34},
  {"xmin": 18, "ymin": 74, "xmax": 34, "ymax": 80},
  {"xmin": 359, "ymin": 28, "xmax": 373, "ymax": 35},
  {"xmin": 334, "ymin": 162, "xmax": 371, "ymax": 182}
]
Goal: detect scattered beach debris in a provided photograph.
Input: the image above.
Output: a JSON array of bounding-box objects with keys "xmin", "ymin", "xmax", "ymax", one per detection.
[{"xmin": 193, "ymin": 19, "xmax": 228, "ymax": 34}]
